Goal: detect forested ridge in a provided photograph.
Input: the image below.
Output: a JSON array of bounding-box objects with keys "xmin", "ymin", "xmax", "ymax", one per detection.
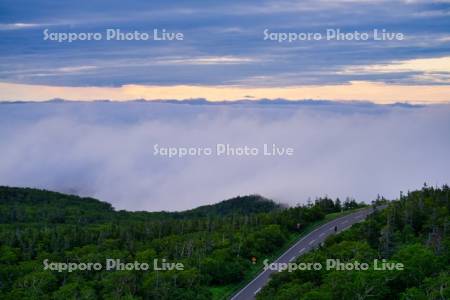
[
  {"xmin": 258, "ymin": 185, "xmax": 450, "ymax": 300},
  {"xmin": 0, "ymin": 186, "xmax": 359, "ymax": 299}
]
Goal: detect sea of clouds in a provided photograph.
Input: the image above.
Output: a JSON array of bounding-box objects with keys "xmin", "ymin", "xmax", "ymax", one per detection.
[{"xmin": 0, "ymin": 100, "xmax": 449, "ymax": 211}]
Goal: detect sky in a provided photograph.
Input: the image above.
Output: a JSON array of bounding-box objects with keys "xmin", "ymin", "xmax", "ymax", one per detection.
[
  {"xmin": 0, "ymin": 1, "xmax": 449, "ymax": 211},
  {"xmin": 0, "ymin": 0, "xmax": 450, "ymax": 103}
]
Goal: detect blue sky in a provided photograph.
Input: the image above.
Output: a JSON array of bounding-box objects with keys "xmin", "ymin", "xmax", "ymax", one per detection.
[{"xmin": 0, "ymin": 0, "xmax": 449, "ymax": 102}]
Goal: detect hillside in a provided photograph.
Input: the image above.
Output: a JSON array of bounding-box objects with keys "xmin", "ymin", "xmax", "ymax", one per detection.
[
  {"xmin": 0, "ymin": 187, "xmax": 280, "ymax": 224},
  {"xmin": 0, "ymin": 186, "xmax": 114, "ymax": 224},
  {"xmin": 180, "ymin": 195, "xmax": 282, "ymax": 218},
  {"xmin": 0, "ymin": 186, "xmax": 353, "ymax": 299}
]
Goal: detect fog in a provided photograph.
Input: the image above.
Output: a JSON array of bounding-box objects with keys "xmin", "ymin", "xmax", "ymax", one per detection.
[{"xmin": 0, "ymin": 101, "xmax": 449, "ymax": 211}]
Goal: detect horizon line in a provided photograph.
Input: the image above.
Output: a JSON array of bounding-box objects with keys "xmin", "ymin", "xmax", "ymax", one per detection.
[
  {"xmin": 1, "ymin": 81, "xmax": 450, "ymax": 105},
  {"xmin": 0, "ymin": 98, "xmax": 441, "ymax": 107}
]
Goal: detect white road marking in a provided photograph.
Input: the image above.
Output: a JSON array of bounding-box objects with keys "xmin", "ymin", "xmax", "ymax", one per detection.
[
  {"xmin": 319, "ymin": 232, "xmax": 325, "ymax": 237},
  {"xmin": 289, "ymin": 256, "xmax": 296, "ymax": 262},
  {"xmin": 308, "ymin": 239, "xmax": 315, "ymax": 245},
  {"xmin": 299, "ymin": 247, "xmax": 305, "ymax": 253},
  {"xmin": 342, "ymin": 220, "xmax": 349, "ymax": 224},
  {"xmin": 254, "ymin": 288, "xmax": 261, "ymax": 295}
]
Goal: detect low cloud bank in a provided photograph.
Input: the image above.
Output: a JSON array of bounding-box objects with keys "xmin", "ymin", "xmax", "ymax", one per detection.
[{"xmin": 0, "ymin": 101, "xmax": 449, "ymax": 211}]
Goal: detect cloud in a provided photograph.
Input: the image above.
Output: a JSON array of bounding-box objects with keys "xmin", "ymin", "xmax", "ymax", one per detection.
[
  {"xmin": 155, "ymin": 56, "xmax": 257, "ymax": 65},
  {"xmin": 57, "ymin": 65, "xmax": 98, "ymax": 73},
  {"xmin": 0, "ymin": 101, "xmax": 449, "ymax": 211},
  {"xmin": 1, "ymin": 0, "xmax": 449, "ymax": 87},
  {"xmin": 342, "ymin": 56, "xmax": 450, "ymax": 74},
  {"xmin": 340, "ymin": 56, "xmax": 450, "ymax": 84},
  {"xmin": 0, "ymin": 23, "xmax": 43, "ymax": 30},
  {"xmin": 24, "ymin": 65, "xmax": 99, "ymax": 78}
]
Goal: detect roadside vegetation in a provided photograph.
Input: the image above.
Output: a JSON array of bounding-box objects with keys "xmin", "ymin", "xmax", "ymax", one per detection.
[{"xmin": 258, "ymin": 185, "xmax": 450, "ymax": 300}]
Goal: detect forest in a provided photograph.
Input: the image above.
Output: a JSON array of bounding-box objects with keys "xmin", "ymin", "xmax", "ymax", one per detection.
[
  {"xmin": 0, "ymin": 186, "xmax": 357, "ymax": 299},
  {"xmin": 2, "ymin": 185, "xmax": 447, "ymax": 299},
  {"xmin": 257, "ymin": 185, "xmax": 450, "ymax": 300}
]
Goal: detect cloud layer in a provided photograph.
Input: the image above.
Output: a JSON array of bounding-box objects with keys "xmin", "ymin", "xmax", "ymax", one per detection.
[
  {"xmin": 0, "ymin": 101, "xmax": 449, "ymax": 211},
  {"xmin": 0, "ymin": 0, "xmax": 449, "ymax": 88}
]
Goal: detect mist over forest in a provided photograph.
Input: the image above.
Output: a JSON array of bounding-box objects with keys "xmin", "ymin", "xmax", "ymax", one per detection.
[{"xmin": 1, "ymin": 100, "xmax": 449, "ymax": 211}]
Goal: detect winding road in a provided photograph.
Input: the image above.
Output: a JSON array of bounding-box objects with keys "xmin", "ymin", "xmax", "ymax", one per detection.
[{"xmin": 230, "ymin": 206, "xmax": 384, "ymax": 300}]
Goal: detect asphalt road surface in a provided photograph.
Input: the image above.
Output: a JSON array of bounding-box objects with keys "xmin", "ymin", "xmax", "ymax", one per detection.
[{"xmin": 230, "ymin": 206, "xmax": 385, "ymax": 300}]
